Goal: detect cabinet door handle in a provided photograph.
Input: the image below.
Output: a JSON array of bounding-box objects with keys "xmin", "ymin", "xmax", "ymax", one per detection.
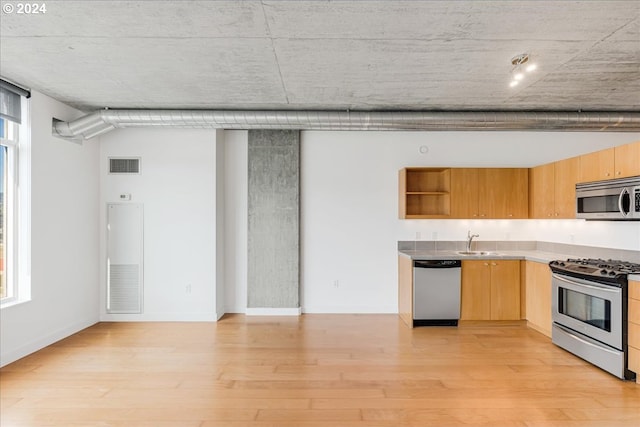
[
  {"xmin": 483, "ymin": 263, "xmax": 489, "ymax": 266},
  {"xmin": 491, "ymin": 262, "xmax": 497, "ymax": 266}
]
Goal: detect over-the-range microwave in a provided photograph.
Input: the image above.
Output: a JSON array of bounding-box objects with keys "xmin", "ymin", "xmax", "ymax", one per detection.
[{"xmin": 576, "ymin": 176, "xmax": 640, "ymax": 220}]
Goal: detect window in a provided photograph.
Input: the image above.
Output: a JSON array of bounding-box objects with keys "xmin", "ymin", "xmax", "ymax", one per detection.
[
  {"xmin": 0, "ymin": 117, "xmax": 18, "ymax": 300},
  {"xmin": 0, "ymin": 137, "xmax": 6, "ymax": 298},
  {"xmin": 0, "ymin": 79, "xmax": 29, "ymax": 304}
]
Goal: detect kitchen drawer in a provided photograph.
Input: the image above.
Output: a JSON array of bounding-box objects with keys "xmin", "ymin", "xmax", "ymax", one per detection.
[
  {"xmin": 629, "ymin": 346, "xmax": 640, "ymax": 378},
  {"xmin": 629, "ymin": 322, "xmax": 640, "ymax": 349},
  {"xmin": 629, "ymin": 298, "xmax": 640, "ymax": 325},
  {"xmin": 630, "ymin": 280, "xmax": 640, "ymax": 301}
]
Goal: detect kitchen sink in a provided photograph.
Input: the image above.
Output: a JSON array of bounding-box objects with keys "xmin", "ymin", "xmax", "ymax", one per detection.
[{"xmin": 456, "ymin": 251, "xmax": 498, "ymax": 256}]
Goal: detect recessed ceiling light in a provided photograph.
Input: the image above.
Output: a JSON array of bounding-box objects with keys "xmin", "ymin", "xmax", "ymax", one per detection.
[
  {"xmin": 509, "ymin": 53, "xmax": 534, "ymax": 88},
  {"xmin": 511, "ymin": 53, "xmax": 530, "ymax": 67}
]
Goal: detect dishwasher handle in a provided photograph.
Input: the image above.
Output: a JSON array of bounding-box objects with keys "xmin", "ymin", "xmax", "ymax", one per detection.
[{"xmin": 414, "ymin": 260, "xmax": 461, "ymax": 269}]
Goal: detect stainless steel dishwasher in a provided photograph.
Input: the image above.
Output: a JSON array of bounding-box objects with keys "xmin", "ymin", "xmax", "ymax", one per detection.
[{"xmin": 413, "ymin": 259, "xmax": 462, "ymax": 326}]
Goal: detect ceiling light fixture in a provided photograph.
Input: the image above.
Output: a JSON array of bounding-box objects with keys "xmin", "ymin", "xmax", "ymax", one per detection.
[{"xmin": 509, "ymin": 53, "xmax": 536, "ymax": 88}]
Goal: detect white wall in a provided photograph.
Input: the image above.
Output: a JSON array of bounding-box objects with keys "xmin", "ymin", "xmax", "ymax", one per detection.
[
  {"xmin": 0, "ymin": 91, "xmax": 100, "ymax": 367},
  {"xmin": 99, "ymin": 128, "xmax": 221, "ymax": 321},
  {"xmin": 223, "ymin": 130, "xmax": 640, "ymax": 314}
]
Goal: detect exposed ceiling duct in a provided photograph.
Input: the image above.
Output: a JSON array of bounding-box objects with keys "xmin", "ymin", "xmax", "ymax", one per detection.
[{"xmin": 52, "ymin": 110, "xmax": 640, "ymax": 141}]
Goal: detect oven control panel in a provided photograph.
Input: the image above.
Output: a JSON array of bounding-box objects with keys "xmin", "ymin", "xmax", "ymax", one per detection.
[{"xmin": 550, "ymin": 258, "xmax": 640, "ymax": 285}]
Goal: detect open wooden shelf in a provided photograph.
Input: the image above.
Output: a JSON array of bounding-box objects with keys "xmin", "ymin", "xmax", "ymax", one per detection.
[{"xmin": 399, "ymin": 168, "xmax": 451, "ymax": 218}]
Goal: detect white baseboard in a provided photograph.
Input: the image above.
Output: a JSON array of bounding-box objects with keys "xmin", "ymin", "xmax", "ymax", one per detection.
[
  {"xmin": 301, "ymin": 305, "xmax": 397, "ymax": 314},
  {"xmin": 245, "ymin": 307, "xmax": 302, "ymax": 316},
  {"xmin": 100, "ymin": 312, "xmax": 219, "ymax": 322},
  {"xmin": 0, "ymin": 317, "xmax": 98, "ymax": 368}
]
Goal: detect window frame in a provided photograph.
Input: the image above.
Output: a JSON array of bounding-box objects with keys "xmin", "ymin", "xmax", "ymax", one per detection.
[
  {"xmin": 0, "ymin": 119, "xmax": 18, "ymax": 302},
  {"xmin": 0, "ymin": 93, "xmax": 30, "ymax": 308}
]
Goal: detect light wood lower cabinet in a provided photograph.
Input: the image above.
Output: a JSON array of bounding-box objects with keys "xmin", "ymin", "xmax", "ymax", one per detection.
[
  {"xmin": 398, "ymin": 255, "xmax": 414, "ymax": 327},
  {"xmin": 628, "ymin": 279, "xmax": 640, "ymax": 384},
  {"xmin": 461, "ymin": 260, "xmax": 520, "ymax": 320},
  {"xmin": 524, "ymin": 261, "xmax": 552, "ymax": 338}
]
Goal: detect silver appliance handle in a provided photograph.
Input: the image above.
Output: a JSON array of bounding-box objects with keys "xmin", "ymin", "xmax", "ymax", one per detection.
[
  {"xmin": 618, "ymin": 187, "xmax": 629, "ymax": 217},
  {"xmin": 552, "ymin": 273, "xmax": 620, "ymax": 294},
  {"xmin": 554, "ymin": 323, "xmax": 619, "ymax": 356}
]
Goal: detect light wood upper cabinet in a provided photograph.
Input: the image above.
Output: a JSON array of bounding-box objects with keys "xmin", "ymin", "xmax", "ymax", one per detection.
[
  {"xmin": 528, "ymin": 163, "xmax": 555, "ymax": 218},
  {"xmin": 554, "ymin": 157, "xmax": 580, "ymax": 218},
  {"xmin": 579, "ymin": 141, "xmax": 640, "ymax": 183},
  {"xmin": 579, "ymin": 148, "xmax": 614, "ymax": 182},
  {"xmin": 530, "ymin": 157, "xmax": 579, "ymax": 219},
  {"xmin": 451, "ymin": 168, "xmax": 528, "ymax": 219},
  {"xmin": 401, "ymin": 167, "xmax": 528, "ymax": 219},
  {"xmin": 478, "ymin": 169, "xmax": 527, "ymax": 219},
  {"xmin": 461, "ymin": 260, "xmax": 521, "ymax": 321},
  {"xmin": 399, "ymin": 168, "xmax": 451, "ymax": 219},
  {"xmin": 524, "ymin": 261, "xmax": 552, "ymax": 338},
  {"xmin": 614, "ymin": 141, "xmax": 640, "ymax": 178},
  {"xmin": 450, "ymin": 168, "xmax": 480, "ymax": 219}
]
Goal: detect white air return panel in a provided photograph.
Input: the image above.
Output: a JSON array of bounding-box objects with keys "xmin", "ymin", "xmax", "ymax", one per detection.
[
  {"xmin": 109, "ymin": 157, "xmax": 140, "ymax": 174},
  {"xmin": 107, "ymin": 203, "xmax": 143, "ymax": 314}
]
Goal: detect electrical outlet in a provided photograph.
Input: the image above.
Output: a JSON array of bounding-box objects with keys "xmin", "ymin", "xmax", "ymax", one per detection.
[
  {"xmin": 432, "ymin": 232, "xmax": 438, "ymax": 240},
  {"xmin": 333, "ymin": 280, "xmax": 339, "ymax": 288},
  {"xmin": 415, "ymin": 231, "xmax": 421, "ymax": 240},
  {"xmin": 186, "ymin": 284, "xmax": 192, "ymax": 294}
]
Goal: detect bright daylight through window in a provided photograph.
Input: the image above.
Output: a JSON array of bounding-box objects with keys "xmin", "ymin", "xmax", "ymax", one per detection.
[
  {"xmin": 0, "ymin": 118, "xmax": 15, "ymax": 299},
  {"xmin": 0, "ymin": 79, "xmax": 28, "ymax": 303}
]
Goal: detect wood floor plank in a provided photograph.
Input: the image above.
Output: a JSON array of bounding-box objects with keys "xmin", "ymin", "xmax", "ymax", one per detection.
[
  {"xmin": 363, "ymin": 407, "xmax": 569, "ymax": 424},
  {"xmin": 1, "ymin": 314, "xmax": 638, "ymax": 426},
  {"xmin": 256, "ymin": 408, "xmax": 362, "ymax": 421}
]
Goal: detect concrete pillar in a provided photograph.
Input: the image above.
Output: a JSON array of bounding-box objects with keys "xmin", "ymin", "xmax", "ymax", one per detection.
[{"xmin": 246, "ymin": 130, "xmax": 300, "ymax": 314}]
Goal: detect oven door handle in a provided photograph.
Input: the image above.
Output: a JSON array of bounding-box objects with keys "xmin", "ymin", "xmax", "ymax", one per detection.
[
  {"xmin": 552, "ymin": 273, "xmax": 620, "ymax": 293},
  {"xmin": 618, "ymin": 187, "xmax": 629, "ymax": 217}
]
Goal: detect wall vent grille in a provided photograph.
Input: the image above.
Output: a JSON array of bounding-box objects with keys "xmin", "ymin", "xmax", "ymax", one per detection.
[
  {"xmin": 108, "ymin": 264, "xmax": 142, "ymax": 313},
  {"xmin": 109, "ymin": 157, "xmax": 140, "ymax": 174},
  {"xmin": 107, "ymin": 203, "xmax": 143, "ymax": 315}
]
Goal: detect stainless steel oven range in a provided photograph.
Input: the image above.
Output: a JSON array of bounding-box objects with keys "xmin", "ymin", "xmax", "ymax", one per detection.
[{"xmin": 549, "ymin": 258, "xmax": 640, "ymax": 380}]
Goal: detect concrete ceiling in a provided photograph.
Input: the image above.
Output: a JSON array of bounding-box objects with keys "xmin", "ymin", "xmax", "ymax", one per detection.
[{"xmin": 1, "ymin": 0, "xmax": 639, "ymax": 113}]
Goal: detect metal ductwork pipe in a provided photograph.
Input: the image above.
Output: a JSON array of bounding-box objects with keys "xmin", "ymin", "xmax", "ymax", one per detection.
[{"xmin": 52, "ymin": 110, "xmax": 640, "ymax": 141}]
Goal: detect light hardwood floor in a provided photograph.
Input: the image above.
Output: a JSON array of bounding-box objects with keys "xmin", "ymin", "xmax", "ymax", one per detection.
[{"xmin": 1, "ymin": 314, "xmax": 639, "ymax": 426}]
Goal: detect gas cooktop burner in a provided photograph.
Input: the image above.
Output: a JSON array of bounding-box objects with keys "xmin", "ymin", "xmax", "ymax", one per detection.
[{"xmin": 550, "ymin": 258, "xmax": 640, "ymax": 281}]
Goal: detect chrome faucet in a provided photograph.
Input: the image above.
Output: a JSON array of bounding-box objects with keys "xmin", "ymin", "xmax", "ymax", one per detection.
[{"xmin": 466, "ymin": 230, "xmax": 479, "ymax": 252}]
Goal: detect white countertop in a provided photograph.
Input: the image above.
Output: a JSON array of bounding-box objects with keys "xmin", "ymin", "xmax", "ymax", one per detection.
[{"xmin": 398, "ymin": 249, "xmax": 573, "ymax": 264}]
